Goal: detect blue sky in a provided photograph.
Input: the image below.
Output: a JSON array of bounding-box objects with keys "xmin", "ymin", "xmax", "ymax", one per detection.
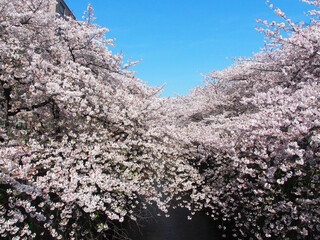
[{"xmin": 64, "ymin": 0, "xmax": 314, "ymax": 97}]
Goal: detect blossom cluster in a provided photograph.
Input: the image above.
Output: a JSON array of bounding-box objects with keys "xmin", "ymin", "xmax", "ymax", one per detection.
[
  {"xmin": 165, "ymin": 1, "xmax": 320, "ymax": 239},
  {"xmin": 0, "ymin": 0, "xmax": 203, "ymax": 239},
  {"xmin": 1, "ymin": 0, "xmax": 320, "ymax": 239}
]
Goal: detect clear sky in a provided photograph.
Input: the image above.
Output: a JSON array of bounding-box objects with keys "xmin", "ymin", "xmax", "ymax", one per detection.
[{"xmin": 64, "ymin": 0, "xmax": 314, "ymax": 97}]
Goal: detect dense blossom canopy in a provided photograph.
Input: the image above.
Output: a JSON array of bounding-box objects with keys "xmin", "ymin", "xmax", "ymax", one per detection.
[
  {"xmin": 1, "ymin": 0, "xmax": 320, "ymax": 239},
  {"xmin": 166, "ymin": 0, "xmax": 320, "ymax": 239},
  {"xmin": 0, "ymin": 0, "xmax": 202, "ymax": 239}
]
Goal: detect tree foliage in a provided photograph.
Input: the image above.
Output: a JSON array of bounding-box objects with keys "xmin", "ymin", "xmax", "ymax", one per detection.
[
  {"xmin": 1, "ymin": 0, "xmax": 320, "ymax": 240},
  {"xmin": 166, "ymin": 1, "xmax": 320, "ymax": 239},
  {"xmin": 0, "ymin": 1, "xmax": 202, "ymax": 239}
]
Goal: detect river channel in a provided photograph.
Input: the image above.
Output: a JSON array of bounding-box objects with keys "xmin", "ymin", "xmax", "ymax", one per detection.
[{"xmin": 124, "ymin": 207, "xmax": 238, "ymax": 240}]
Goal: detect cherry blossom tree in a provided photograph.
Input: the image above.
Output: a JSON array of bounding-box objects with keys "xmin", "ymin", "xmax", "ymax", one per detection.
[
  {"xmin": 2, "ymin": 0, "xmax": 320, "ymax": 239},
  {"xmin": 0, "ymin": 1, "xmax": 203, "ymax": 239},
  {"xmin": 166, "ymin": 0, "xmax": 320, "ymax": 239}
]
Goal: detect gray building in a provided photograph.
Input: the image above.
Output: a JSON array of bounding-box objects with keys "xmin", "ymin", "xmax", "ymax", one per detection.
[{"xmin": 49, "ymin": 0, "xmax": 75, "ymax": 19}]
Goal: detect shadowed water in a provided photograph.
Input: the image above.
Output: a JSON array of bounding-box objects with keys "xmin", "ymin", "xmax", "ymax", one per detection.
[{"xmin": 125, "ymin": 207, "xmax": 238, "ymax": 240}]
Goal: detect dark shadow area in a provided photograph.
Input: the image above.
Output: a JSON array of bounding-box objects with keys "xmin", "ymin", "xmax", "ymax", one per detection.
[{"xmin": 124, "ymin": 207, "xmax": 238, "ymax": 240}]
